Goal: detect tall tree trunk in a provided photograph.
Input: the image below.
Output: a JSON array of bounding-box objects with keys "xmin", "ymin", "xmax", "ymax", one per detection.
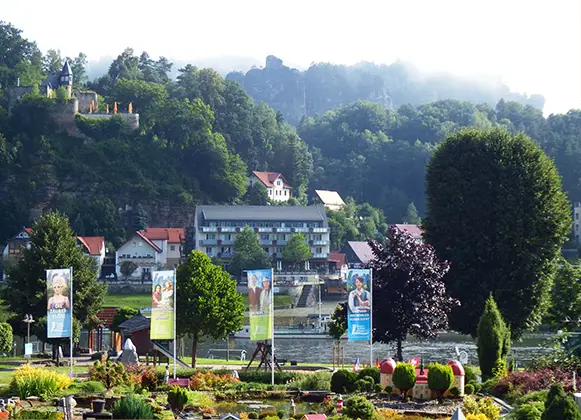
[
  {"xmin": 397, "ymin": 338, "xmax": 403, "ymax": 362},
  {"xmin": 191, "ymin": 334, "xmax": 198, "ymax": 368}
]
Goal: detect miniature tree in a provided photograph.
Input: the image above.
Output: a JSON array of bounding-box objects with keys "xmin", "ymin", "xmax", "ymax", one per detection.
[
  {"xmin": 427, "ymin": 363, "xmax": 454, "ymax": 403},
  {"xmin": 477, "ymin": 294, "xmax": 510, "ymax": 379},
  {"xmin": 392, "ymin": 362, "xmax": 416, "ymax": 399},
  {"xmin": 342, "ymin": 396, "xmax": 375, "ymax": 419},
  {"xmin": 542, "ymin": 382, "xmax": 581, "ymax": 420}
]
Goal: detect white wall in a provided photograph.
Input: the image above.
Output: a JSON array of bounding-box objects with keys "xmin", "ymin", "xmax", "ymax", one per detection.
[{"xmin": 115, "ymin": 234, "xmax": 159, "ymax": 279}]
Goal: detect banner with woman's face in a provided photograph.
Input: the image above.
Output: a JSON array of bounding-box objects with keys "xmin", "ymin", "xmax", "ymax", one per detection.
[
  {"xmin": 150, "ymin": 270, "xmax": 175, "ymax": 340},
  {"xmin": 247, "ymin": 268, "xmax": 273, "ymax": 340},
  {"xmin": 346, "ymin": 269, "xmax": 372, "ymax": 341},
  {"xmin": 46, "ymin": 268, "xmax": 72, "ymax": 338}
]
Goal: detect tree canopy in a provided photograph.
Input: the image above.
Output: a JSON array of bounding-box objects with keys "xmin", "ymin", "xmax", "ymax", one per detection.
[
  {"xmin": 423, "ymin": 128, "xmax": 571, "ymax": 338},
  {"xmin": 229, "ymin": 226, "xmax": 272, "ymax": 277}
]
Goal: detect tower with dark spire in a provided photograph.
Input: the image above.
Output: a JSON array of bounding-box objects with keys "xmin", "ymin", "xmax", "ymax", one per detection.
[{"xmin": 58, "ymin": 60, "xmax": 73, "ymax": 96}]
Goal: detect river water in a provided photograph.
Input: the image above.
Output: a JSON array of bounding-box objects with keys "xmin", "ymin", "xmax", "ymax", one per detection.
[{"xmin": 194, "ymin": 332, "xmax": 555, "ymax": 366}]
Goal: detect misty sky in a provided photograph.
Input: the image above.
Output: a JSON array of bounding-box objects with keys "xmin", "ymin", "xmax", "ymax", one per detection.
[{"xmin": 2, "ymin": 0, "xmax": 579, "ymax": 115}]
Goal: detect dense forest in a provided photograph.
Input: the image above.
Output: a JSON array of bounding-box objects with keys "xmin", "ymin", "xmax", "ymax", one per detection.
[{"xmin": 0, "ymin": 21, "xmax": 580, "ymax": 252}]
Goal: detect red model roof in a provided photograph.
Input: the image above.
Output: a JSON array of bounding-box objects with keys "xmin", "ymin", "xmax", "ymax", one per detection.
[
  {"xmin": 380, "ymin": 358, "xmax": 397, "ymax": 374},
  {"xmin": 143, "ymin": 228, "xmax": 184, "ymax": 243},
  {"xmin": 96, "ymin": 307, "xmax": 118, "ymax": 328},
  {"xmin": 448, "ymin": 360, "xmax": 465, "ymax": 376},
  {"xmin": 302, "ymin": 415, "xmax": 327, "ymax": 420},
  {"xmin": 252, "ymin": 171, "xmax": 292, "ymax": 188},
  {"xmin": 416, "ymin": 369, "xmax": 429, "ymax": 384},
  {"xmin": 24, "ymin": 228, "xmax": 33, "ymax": 235},
  {"xmin": 329, "ymin": 252, "xmax": 346, "ymax": 266},
  {"xmin": 78, "ymin": 236, "xmax": 104, "ymax": 255}
]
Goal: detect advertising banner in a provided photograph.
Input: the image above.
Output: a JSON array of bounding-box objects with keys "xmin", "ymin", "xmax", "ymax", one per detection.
[
  {"xmin": 150, "ymin": 270, "xmax": 175, "ymax": 340},
  {"xmin": 347, "ymin": 269, "xmax": 372, "ymax": 341},
  {"xmin": 247, "ymin": 269, "xmax": 273, "ymax": 340},
  {"xmin": 46, "ymin": 269, "xmax": 72, "ymax": 339}
]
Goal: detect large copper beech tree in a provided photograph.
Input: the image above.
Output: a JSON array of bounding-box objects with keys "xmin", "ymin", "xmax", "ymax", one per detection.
[{"xmin": 369, "ymin": 226, "xmax": 458, "ymax": 361}]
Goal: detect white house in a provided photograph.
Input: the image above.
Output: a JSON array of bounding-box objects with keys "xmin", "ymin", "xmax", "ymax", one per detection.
[
  {"xmin": 77, "ymin": 236, "xmax": 106, "ymax": 276},
  {"xmin": 248, "ymin": 171, "xmax": 292, "ymax": 202},
  {"xmin": 116, "ymin": 231, "xmax": 162, "ymax": 280},
  {"xmin": 141, "ymin": 228, "xmax": 184, "ymax": 269}
]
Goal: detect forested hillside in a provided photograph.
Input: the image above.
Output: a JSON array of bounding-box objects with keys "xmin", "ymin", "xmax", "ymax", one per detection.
[{"xmin": 0, "ymin": 21, "xmax": 580, "ymax": 251}]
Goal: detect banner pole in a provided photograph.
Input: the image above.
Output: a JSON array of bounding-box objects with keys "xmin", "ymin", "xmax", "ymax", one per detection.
[
  {"xmin": 369, "ymin": 268, "xmax": 373, "ymax": 367},
  {"xmin": 173, "ymin": 268, "xmax": 177, "ymax": 379},
  {"xmin": 69, "ymin": 267, "xmax": 73, "ymax": 379},
  {"xmin": 271, "ymin": 268, "xmax": 275, "ymax": 387}
]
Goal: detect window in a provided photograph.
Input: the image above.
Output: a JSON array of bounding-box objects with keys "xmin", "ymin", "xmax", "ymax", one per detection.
[
  {"xmin": 170, "ymin": 245, "xmax": 175, "ymax": 251},
  {"xmin": 205, "ymin": 247, "xmax": 212, "ymax": 254},
  {"xmin": 269, "ymin": 190, "xmax": 272, "ymax": 195},
  {"xmin": 263, "ymin": 247, "xmax": 269, "ymax": 253},
  {"xmin": 206, "ymin": 234, "xmax": 215, "ymax": 239},
  {"xmin": 316, "ymin": 247, "xmax": 322, "ymax": 254},
  {"xmin": 577, "ymin": 213, "xmax": 579, "ymax": 220},
  {"xmin": 284, "ymin": 190, "xmax": 287, "ymax": 196}
]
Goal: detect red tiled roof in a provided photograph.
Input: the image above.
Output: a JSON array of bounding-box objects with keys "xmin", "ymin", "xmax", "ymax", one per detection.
[
  {"xmin": 380, "ymin": 358, "xmax": 396, "ymax": 374},
  {"xmin": 77, "ymin": 236, "xmax": 104, "ymax": 255},
  {"xmin": 415, "ymin": 369, "xmax": 429, "ymax": 384},
  {"xmin": 393, "ymin": 224, "xmax": 423, "ymax": 239},
  {"xmin": 302, "ymin": 415, "xmax": 327, "ymax": 420},
  {"xmin": 448, "ymin": 360, "xmax": 465, "ymax": 376},
  {"xmin": 252, "ymin": 171, "xmax": 292, "ymax": 188},
  {"xmin": 24, "ymin": 228, "xmax": 33, "ymax": 234},
  {"xmin": 119, "ymin": 231, "xmax": 163, "ymax": 253},
  {"xmin": 329, "ymin": 252, "xmax": 346, "ymax": 266},
  {"xmin": 96, "ymin": 307, "xmax": 118, "ymax": 328},
  {"xmin": 142, "ymin": 228, "xmax": 184, "ymax": 243}
]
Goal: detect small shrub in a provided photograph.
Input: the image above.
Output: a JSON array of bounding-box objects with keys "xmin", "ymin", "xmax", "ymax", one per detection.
[
  {"xmin": 392, "ymin": 363, "xmax": 416, "ymax": 397},
  {"xmin": 295, "ymin": 371, "xmax": 331, "ymax": 391},
  {"xmin": 466, "ymin": 415, "xmax": 488, "ymax": 420},
  {"xmin": 125, "ymin": 364, "xmax": 159, "ymax": 391},
  {"xmin": 10, "ymin": 365, "xmax": 72, "ymax": 399},
  {"xmin": 331, "ymin": 369, "xmax": 358, "ymax": 393},
  {"xmin": 375, "ymin": 408, "xmax": 404, "ymax": 419},
  {"xmin": 74, "ymin": 380, "xmax": 106, "ymax": 394},
  {"xmin": 464, "ymin": 365, "xmax": 478, "ymax": 384},
  {"xmin": 12, "ymin": 409, "xmax": 64, "ymax": 420},
  {"xmin": 190, "ymin": 371, "xmax": 239, "ymax": 391},
  {"xmin": 462, "ymin": 395, "xmax": 501, "ymax": 420},
  {"xmin": 342, "ymin": 395, "xmax": 375, "ymax": 419},
  {"xmin": 232, "ymin": 370, "xmax": 300, "ymax": 384},
  {"xmin": 248, "ymin": 413, "xmax": 258, "ymax": 420},
  {"xmin": 492, "ymin": 359, "xmax": 507, "ymax": 379},
  {"xmin": 512, "ymin": 401, "xmax": 544, "ymax": 420},
  {"xmin": 427, "ymin": 363, "xmax": 454, "ymax": 401},
  {"xmin": 465, "ymin": 383, "xmax": 475, "ymax": 395},
  {"xmin": 276, "ymin": 410, "xmax": 285, "ymax": 419},
  {"xmin": 450, "ymin": 386, "xmax": 461, "ymax": 397},
  {"xmin": 373, "ymin": 383, "xmax": 382, "ymax": 392},
  {"xmin": 258, "ymin": 411, "xmax": 276, "ymax": 419},
  {"xmin": 384, "ymin": 385, "xmax": 393, "ymax": 394},
  {"xmin": 357, "ymin": 367, "xmax": 380, "ymax": 384},
  {"xmin": 167, "ymin": 386, "xmax": 189, "ymax": 412},
  {"xmin": 88, "ymin": 361, "xmax": 129, "ymax": 388},
  {"xmin": 355, "ymin": 379, "xmax": 373, "ymax": 392},
  {"xmin": 542, "ymin": 382, "xmax": 581, "ymax": 420},
  {"xmin": 112, "ymin": 393, "xmax": 154, "ymax": 419},
  {"xmin": 0, "ymin": 323, "xmax": 13, "ymax": 353}
]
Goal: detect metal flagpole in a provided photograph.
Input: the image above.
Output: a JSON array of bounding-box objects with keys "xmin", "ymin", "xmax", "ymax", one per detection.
[
  {"xmin": 173, "ymin": 269, "xmax": 177, "ymax": 379},
  {"xmin": 271, "ymin": 268, "xmax": 275, "ymax": 387},
  {"xmin": 369, "ymin": 268, "xmax": 373, "ymax": 367},
  {"xmin": 69, "ymin": 267, "xmax": 73, "ymax": 379}
]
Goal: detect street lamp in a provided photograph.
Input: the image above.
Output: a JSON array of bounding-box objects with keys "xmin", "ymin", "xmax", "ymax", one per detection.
[{"xmin": 22, "ymin": 314, "xmax": 35, "ymax": 344}]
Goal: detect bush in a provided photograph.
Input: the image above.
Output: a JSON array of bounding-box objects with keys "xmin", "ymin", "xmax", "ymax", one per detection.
[
  {"xmin": 450, "ymin": 386, "xmax": 461, "ymax": 397},
  {"xmin": 427, "ymin": 363, "xmax": 454, "ymax": 400},
  {"xmin": 342, "ymin": 396, "xmax": 375, "ymax": 419},
  {"xmin": 0, "ymin": 323, "xmax": 13, "ymax": 353},
  {"xmin": 492, "ymin": 359, "xmax": 507, "ymax": 379},
  {"xmin": 513, "ymin": 402, "xmax": 544, "ymax": 420},
  {"xmin": 357, "ymin": 367, "xmax": 380, "ymax": 384},
  {"xmin": 331, "ymin": 369, "xmax": 358, "ymax": 393},
  {"xmin": 276, "ymin": 410, "xmax": 285, "ymax": 419},
  {"xmin": 384, "ymin": 385, "xmax": 393, "ymax": 394},
  {"xmin": 465, "ymin": 384, "xmax": 475, "ymax": 395},
  {"xmin": 248, "ymin": 413, "xmax": 259, "ymax": 419},
  {"xmin": 466, "ymin": 415, "xmax": 488, "ymax": 420},
  {"xmin": 462, "ymin": 395, "xmax": 501, "ymax": 420},
  {"xmin": 373, "ymin": 383, "xmax": 382, "ymax": 393},
  {"xmin": 464, "ymin": 365, "xmax": 478, "ymax": 384},
  {"xmin": 167, "ymin": 386, "xmax": 190, "ymax": 412},
  {"xmin": 74, "ymin": 380, "xmax": 106, "ymax": 394},
  {"xmin": 355, "ymin": 379, "xmax": 373, "ymax": 392},
  {"xmin": 230, "ymin": 370, "xmax": 300, "ymax": 384},
  {"xmin": 190, "ymin": 371, "xmax": 239, "ymax": 391},
  {"xmin": 295, "ymin": 371, "xmax": 331, "ymax": 391},
  {"xmin": 112, "ymin": 393, "xmax": 154, "ymax": 419},
  {"xmin": 11, "ymin": 408, "xmax": 63, "ymax": 420},
  {"xmin": 477, "ymin": 295, "xmax": 510, "ymax": 380},
  {"xmin": 490, "ymin": 368, "xmax": 574, "ymax": 398},
  {"xmin": 88, "ymin": 361, "xmax": 130, "ymax": 388},
  {"xmin": 542, "ymin": 382, "xmax": 581, "ymax": 420},
  {"xmin": 125, "ymin": 364, "xmax": 159, "ymax": 391},
  {"xmin": 392, "ymin": 363, "xmax": 416, "ymax": 396},
  {"xmin": 10, "ymin": 365, "xmax": 73, "ymax": 398}
]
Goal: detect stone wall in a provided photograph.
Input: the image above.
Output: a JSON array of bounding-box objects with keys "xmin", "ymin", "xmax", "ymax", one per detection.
[
  {"xmin": 51, "ymin": 100, "xmax": 78, "ymax": 133},
  {"xmin": 76, "ymin": 91, "xmax": 99, "ymax": 113},
  {"xmin": 7, "ymin": 86, "xmax": 34, "ymax": 111}
]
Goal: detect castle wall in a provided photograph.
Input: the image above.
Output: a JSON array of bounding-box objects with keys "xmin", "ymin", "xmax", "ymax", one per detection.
[
  {"xmin": 80, "ymin": 113, "xmax": 140, "ymax": 132},
  {"xmin": 51, "ymin": 100, "xmax": 78, "ymax": 133},
  {"xmin": 7, "ymin": 87, "xmax": 34, "ymax": 111},
  {"xmin": 76, "ymin": 91, "xmax": 99, "ymax": 113}
]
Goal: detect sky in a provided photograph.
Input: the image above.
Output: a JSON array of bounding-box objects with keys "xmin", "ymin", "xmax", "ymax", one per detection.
[{"xmin": 1, "ymin": 0, "xmax": 579, "ymax": 115}]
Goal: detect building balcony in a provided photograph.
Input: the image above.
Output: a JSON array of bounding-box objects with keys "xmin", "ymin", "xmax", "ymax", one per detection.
[
  {"xmin": 199, "ymin": 226, "xmax": 237, "ymax": 233},
  {"xmin": 310, "ymin": 240, "xmax": 329, "ymax": 246},
  {"xmin": 117, "ymin": 254, "xmax": 156, "ymax": 260},
  {"xmin": 311, "ymin": 253, "xmax": 330, "ymax": 259},
  {"xmin": 200, "ymin": 239, "xmax": 234, "ymax": 246}
]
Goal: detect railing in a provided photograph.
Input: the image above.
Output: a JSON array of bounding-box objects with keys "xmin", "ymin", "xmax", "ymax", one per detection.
[
  {"xmin": 312, "ymin": 253, "xmax": 330, "ymax": 259},
  {"xmin": 117, "ymin": 255, "xmax": 155, "ymax": 260},
  {"xmin": 201, "ymin": 239, "xmax": 234, "ymax": 246},
  {"xmin": 198, "ymin": 226, "xmax": 329, "ymax": 233},
  {"xmin": 310, "ymin": 240, "xmax": 329, "ymax": 246}
]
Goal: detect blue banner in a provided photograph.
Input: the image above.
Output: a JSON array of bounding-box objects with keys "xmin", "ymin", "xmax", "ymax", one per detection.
[
  {"xmin": 47, "ymin": 269, "xmax": 72, "ymax": 339},
  {"xmin": 347, "ymin": 269, "xmax": 372, "ymax": 341}
]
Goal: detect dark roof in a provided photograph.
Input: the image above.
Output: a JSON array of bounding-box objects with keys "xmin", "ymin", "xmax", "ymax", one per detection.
[
  {"xmin": 393, "ymin": 224, "xmax": 423, "ymax": 239},
  {"xmin": 118, "ymin": 313, "xmax": 150, "ymax": 333},
  {"xmin": 61, "ymin": 60, "xmax": 72, "ymax": 76},
  {"xmin": 41, "ymin": 73, "xmax": 60, "ymax": 88},
  {"xmin": 197, "ymin": 205, "xmax": 328, "ymax": 223},
  {"xmin": 347, "ymin": 241, "xmax": 374, "ymax": 264}
]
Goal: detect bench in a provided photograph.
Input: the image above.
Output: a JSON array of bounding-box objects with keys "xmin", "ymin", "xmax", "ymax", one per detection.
[{"xmin": 168, "ymin": 378, "xmax": 190, "ymax": 387}]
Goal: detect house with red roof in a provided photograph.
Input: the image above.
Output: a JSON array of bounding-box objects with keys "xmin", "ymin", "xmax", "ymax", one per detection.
[
  {"xmin": 1, "ymin": 227, "xmax": 33, "ymax": 260},
  {"xmin": 249, "ymin": 171, "xmax": 292, "ymax": 202},
  {"xmin": 141, "ymin": 228, "xmax": 184, "ymax": 269},
  {"xmin": 77, "ymin": 236, "xmax": 106, "ymax": 277},
  {"xmin": 392, "ymin": 224, "xmax": 423, "ymax": 241}
]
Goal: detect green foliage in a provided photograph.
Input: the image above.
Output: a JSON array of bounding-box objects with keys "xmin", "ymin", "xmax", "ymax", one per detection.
[
  {"xmin": 55, "ymin": 86, "xmax": 69, "ymax": 103},
  {"xmin": 462, "ymin": 395, "xmax": 501, "ymax": 420},
  {"xmin": 465, "ymin": 383, "xmax": 475, "ymax": 395},
  {"xmin": 282, "ymin": 233, "xmax": 312, "ymax": 267},
  {"xmin": 120, "ymin": 261, "xmax": 138, "ymax": 280},
  {"xmin": 176, "ymin": 251, "xmax": 244, "ymax": 367},
  {"xmin": 424, "ymin": 128, "xmax": 572, "ymax": 338},
  {"xmin": 88, "ymin": 360, "xmax": 130, "ymax": 388},
  {"xmin": 355, "ymin": 378, "xmax": 373, "ymax": 392},
  {"xmin": 245, "ymin": 182, "xmax": 269, "ymax": 205},
  {"xmin": 167, "ymin": 385, "xmax": 189, "ymax": 412},
  {"xmin": 392, "ymin": 363, "xmax": 416, "ymax": 395},
  {"xmin": 342, "ymin": 395, "xmax": 375, "ymax": 419},
  {"xmin": 513, "ymin": 402, "xmax": 544, "ymax": 420},
  {"xmin": 112, "ymin": 393, "xmax": 154, "ymax": 419},
  {"xmin": 229, "ymin": 226, "xmax": 272, "ymax": 277},
  {"xmin": 130, "ymin": 203, "xmax": 148, "ymax": 232},
  {"xmin": 295, "ymin": 371, "xmax": 331, "ymax": 391},
  {"xmin": 330, "ymin": 369, "xmax": 358, "ymax": 393},
  {"xmin": 492, "ymin": 359, "xmax": 508, "ymax": 379},
  {"xmin": 0, "ymin": 322, "xmax": 13, "ymax": 353},
  {"xmin": 328, "ymin": 302, "xmax": 347, "ymax": 342},
  {"xmin": 357, "ymin": 367, "xmax": 380, "ymax": 384},
  {"xmin": 427, "ymin": 363, "xmax": 454, "ymax": 397},
  {"xmin": 548, "ymin": 260, "xmax": 581, "ymax": 326},
  {"xmin": 12, "ymin": 408, "xmax": 62, "ymax": 419},
  {"xmin": 248, "ymin": 413, "xmax": 259, "ymax": 419},
  {"xmin": 542, "ymin": 383, "xmax": 581, "ymax": 420},
  {"xmin": 450, "ymin": 386, "xmax": 461, "ymax": 397},
  {"xmin": 73, "ymin": 380, "xmax": 106, "ymax": 394},
  {"xmin": 75, "ymin": 114, "xmax": 125, "ymax": 141},
  {"xmin": 477, "ymin": 295, "xmax": 511, "ymax": 379},
  {"xmin": 403, "ymin": 202, "xmax": 421, "ymax": 225},
  {"xmin": 110, "ymin": 307, "xmax": 138, "ymax": 332},
  {"xmin": 464, "ymin": 365, "xmax": 478, "ymax": 384}
]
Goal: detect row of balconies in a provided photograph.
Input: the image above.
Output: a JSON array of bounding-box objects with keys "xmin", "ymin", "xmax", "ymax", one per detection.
[
  {"xmin": 118, "ymin": 254, "xmax": 155, "ymax": 259},
  {"xmin": 199, "ymin": 226, "xmax": 328, "ymax": 233},
  {"xmin": 200, "ymin": 239, "xmax": 329, "ymax": 246},
  {"xmin": 206, "ymin": 251, "xmax": 330, "ymax": 260}
]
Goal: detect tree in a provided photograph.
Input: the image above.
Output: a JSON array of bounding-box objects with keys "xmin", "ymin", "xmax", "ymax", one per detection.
[
  {"xmin": 342, "ymin": 396, "xmax": 375, "ymax": 420},
  {"xmin": 176, "ymin": 251, "xmax": 244, "ymax": 367},
  {"xmin": 55, "ymin": 86, "xmax": 69, "ymax": 102},
  {"xmin": 542, "ymin": 382, "xmax": 581, "ymax": 420},
  {"xmin": 328, "ymin": 302, "xmax": 347, "ymax": 342},
  {"xmin": 0, "ymin": 323, "xmax": 13, "ymax": 354},
  {"xmin": 403, "ymin": 202, "xmax": 421, "ymax": 225},
  {"xmin": 548, "ymin": 260, "xmax": 581, "ymax": 326},
  {"xmin": 423, "ymin": 128, "xmax": 571, "ymax": 338},
  {"xmin": 110, "ymin": 307, "xmax": 138, "ymax": 332},
  {"xmin": 427, "ymin": 363, "xmax": 454, "ymax": 402},
  {"xmin": 477, "ymin": 294, "xmax": 511, "ymax": 380},
  {"xmin": 68, "ymin": 52, "xmax": 88, "ymax": 87},
  {"xmin": 120, "ymin": 261, "xmax": 138, "ymax": 280},
  {"xmin": 229, "ymin": 226, "xmax": 272, "ymax": 278},
  {"xmin": 368, "ymin": 225, "xmax": 458, "ymax": 361},
  {"xmin": 282, "ymin": 233, "xmax": 312, "ymax": 269},
  {"xmin": 244, "ymin": 182, "xmax": 269, "ymax": 205},
  {"xmin": 42, "ymin": 49, "xmax": 63, "ymax": 73},
  {"xmin": 131, "ymin": 203, "xmax": 148, "ymax": 232},
  {"xmin": 3, "ymin": 212, "xmax": 105, "ymax": 347},
  {"xmin": 392, "ymin": 363, "xmax": 416, "ymax": 398}
]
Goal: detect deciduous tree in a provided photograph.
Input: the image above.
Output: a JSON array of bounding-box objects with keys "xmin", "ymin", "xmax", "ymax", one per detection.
[
  {"xmin": 176, "ymin": 251, "xmax": 244, "ymax": 367},
  {"xmin": 369, "ymin": 225, "xmax": 458, "ymax": 361},
  {"xmin": 548, "ymin": 260, "xmax": 581, "ymax": 326},
  {"xmin": 423, "ymin": 128, "xmax": 571, "ymax": 337},
  {"xmin": 229, "ymin": 226, "xmax": 272, "ymax": 278},
  {"xmin": 283, "ymin": 233, "xmax": 312, "ymax": 269}
]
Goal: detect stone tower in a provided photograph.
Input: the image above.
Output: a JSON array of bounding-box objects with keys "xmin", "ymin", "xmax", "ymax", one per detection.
[{"xmin": 59, "ymin": 61, "xmax": 73, "ymax": 96}]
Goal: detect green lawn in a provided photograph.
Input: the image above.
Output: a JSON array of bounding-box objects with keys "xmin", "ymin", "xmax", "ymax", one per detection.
[
  {"xmin": 0, "ymin": 364, "xmax": 86, "ymax": 386},
  {"xmin": 104, "ymin": 293, "xmax": 292, "ymax": 310}
]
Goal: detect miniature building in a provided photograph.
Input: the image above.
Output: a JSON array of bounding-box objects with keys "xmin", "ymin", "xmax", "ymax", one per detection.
[{"xmin": 380, "ymin": 357, "xmax": 466, "ymax": 400}]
